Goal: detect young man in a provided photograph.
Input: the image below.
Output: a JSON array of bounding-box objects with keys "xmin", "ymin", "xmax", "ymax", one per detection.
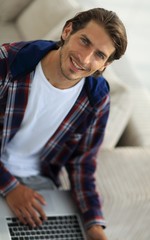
[{"xmin": 0, "ymin": 8, "xmax": 127, "ymax": 240}]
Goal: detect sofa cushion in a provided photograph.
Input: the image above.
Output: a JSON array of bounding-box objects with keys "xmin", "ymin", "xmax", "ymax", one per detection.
[
  {"xmin": 96, "ymin": 147, "xmax": 150, "ymax": 239},
  {"xmin": 0, "ymin": 0, "xmax": 32, "ymax": 22},
  {"xmin": 60, "ymin": 147, "xmax": 150, "ymax": 239},
  {"xmin": 16, "ymin": 0, "xmax": 81, "ymax": 41},
  {"xmin": 0, "ymin": 22, "xmax": 21, "ymax": 44},
  {"xmin": 101, "ymin": 66, "xmax": 132, "ymax": 148}
]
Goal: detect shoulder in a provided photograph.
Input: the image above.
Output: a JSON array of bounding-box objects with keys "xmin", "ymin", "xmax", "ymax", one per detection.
[
  {"xmin": 85, "ymin": 75, "xmax": 110, "ymax": 107},
  {"xmin": 3, "ymin": 40, "xmax": 57, "ymax": 78},
  {"xmin": 6, "ymin": 40, "xmax": 55, "ymax": 64}
]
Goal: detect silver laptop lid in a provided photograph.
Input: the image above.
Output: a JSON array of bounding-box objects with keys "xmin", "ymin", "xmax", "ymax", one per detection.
[{"xmin": 0, "ymin": 190, "xmax": 87, "ymax": 240}]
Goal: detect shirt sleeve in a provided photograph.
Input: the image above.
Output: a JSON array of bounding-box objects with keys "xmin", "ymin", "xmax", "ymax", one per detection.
[
  {"xmin": 0, "ymin": 43, "xmax": 19, "ymax": 196},
  {"xmin": 0, "ymin": 162, "xmax": 19, "ymax": 196},
  {"xmin": 65, "ymin": 93, "xmax": 110, "ymax": 229},
  {"xmin": 0, "ymin": 44, "xmax": 8, "ymax": 94}
]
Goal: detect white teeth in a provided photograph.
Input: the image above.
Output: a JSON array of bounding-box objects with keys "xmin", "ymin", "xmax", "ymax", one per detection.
[{"xmin": 72, "ymin": 59, "xmax": 83, "ymax": 70}]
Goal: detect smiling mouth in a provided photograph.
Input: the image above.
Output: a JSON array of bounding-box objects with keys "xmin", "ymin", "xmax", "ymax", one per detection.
[{"xmin": 70, "ymin": 57, "xmax": 87, "ymax": 71}]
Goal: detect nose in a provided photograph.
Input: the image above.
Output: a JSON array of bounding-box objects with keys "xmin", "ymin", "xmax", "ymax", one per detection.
[{"xmin": 80, "ymin": 48, "xmax": 94, "ymax": 65}]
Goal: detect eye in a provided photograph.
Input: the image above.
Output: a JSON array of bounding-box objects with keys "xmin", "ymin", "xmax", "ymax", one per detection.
[
  {"xmin": 96, "ymin": 51, "xmax": 105, "ymax": 60},
  {"xmin": 81, "ymin": 37, "xmax": 89, "ymax": 46}
]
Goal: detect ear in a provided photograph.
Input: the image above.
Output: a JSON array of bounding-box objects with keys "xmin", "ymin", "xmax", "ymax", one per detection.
[{"xmin": 61, "ymin": 22, "xmax": 73, "ymax": 41}]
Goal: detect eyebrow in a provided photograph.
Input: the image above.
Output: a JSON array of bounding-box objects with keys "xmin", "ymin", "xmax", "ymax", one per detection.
[{"xmin": 81, "ymin": 34, "xmax": 108, "ymax": 59}]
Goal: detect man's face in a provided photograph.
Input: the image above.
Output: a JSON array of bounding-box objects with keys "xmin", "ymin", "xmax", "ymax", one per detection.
[{"xmin": 59, "ymin": 20, "xmax": 115, "ymax": 82}]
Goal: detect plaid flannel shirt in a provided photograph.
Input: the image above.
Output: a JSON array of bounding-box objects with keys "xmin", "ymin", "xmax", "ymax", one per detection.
[{"xmin": 0, "ymin": 40, "xmax": 110, "ymax": 229}]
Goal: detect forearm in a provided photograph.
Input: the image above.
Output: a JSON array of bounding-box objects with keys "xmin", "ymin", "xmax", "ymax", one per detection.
[
  {"xmin": 67, "ymin": 93, "xmax": 110, "ymax": 230},
  {"xmin": 70, "ymin": 180, "xmax": 106, "ymax": 229},
  {"xmin": 66, "ymin": 150, "xmax": 106, "ymax": 230}
]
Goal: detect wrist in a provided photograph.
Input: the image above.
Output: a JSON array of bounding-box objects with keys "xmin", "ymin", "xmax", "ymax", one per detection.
[{"xmin": 4, "ymin": 180, "xmax": 20, "ymax": 197}]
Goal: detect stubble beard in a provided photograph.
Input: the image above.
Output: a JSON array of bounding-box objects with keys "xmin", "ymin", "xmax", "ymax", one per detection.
[{"xmin": 59, "ymin": 48, "xmax": 82, "ymax": 82}]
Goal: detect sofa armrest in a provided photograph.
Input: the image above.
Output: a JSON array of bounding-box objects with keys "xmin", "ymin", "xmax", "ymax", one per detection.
[
  {"xmin": 112, "ymin": 56, "xmax": 150, "ymax": 147},
  {"xmin": 101, "ymin": 66, "xmax": 132, "ymax": 148}
]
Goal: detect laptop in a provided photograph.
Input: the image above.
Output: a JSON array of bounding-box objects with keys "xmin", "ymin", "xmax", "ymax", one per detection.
[{"xmin": 0, "ymin": 190, "xmax": 87, "ymax": 240}]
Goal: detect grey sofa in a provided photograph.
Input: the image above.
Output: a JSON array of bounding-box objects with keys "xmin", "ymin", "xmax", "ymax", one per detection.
[{"xmin": 0, "ymin": 0, "xmax": 150, "ymax": 239}]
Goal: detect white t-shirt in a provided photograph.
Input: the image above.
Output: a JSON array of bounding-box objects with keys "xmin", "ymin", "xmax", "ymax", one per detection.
[{"xmin": 2, "ymin": 62, "xmax": 85, "ymax": 177}]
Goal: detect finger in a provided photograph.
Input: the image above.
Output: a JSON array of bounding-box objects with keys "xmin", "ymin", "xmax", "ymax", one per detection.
[
  {"xmin": 34, "ymin": 192, "xmax": 47, "ymax": 205},
  {"xmin": 15, "ymin": 209, "xmax": 28, "ymax": 225},
  {"xmin": 32, "ymin": 199, "xmax": 47, "ymax": 221},
  {"xmin": 24, "ymin": 207, "xmax": 42, "ymax": 227},
  {"xmin": 15, "ymin": 204, "xmax": 41, "ymax": 228},
  {"xmin": 6, "ymin": 201, "xmax": 28, "ymax": 225},
  {"xmin": 20, "ymin": 199, "xmax": 47, "ymax": 227}
]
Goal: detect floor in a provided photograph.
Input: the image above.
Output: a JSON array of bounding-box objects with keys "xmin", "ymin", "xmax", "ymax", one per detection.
[{"xmin": 76, "ymin": 0, "xmax": 150, "ymax": 91}]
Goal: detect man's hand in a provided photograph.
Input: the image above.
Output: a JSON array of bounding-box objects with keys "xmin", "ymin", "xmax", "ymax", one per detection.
[
  {"xmin": 5, "ymin": 184, "xmax": 47, "ymax": 227},
  {"xmin": 87, "ymin": 225, "xmax": 108, "ymax": 240}
]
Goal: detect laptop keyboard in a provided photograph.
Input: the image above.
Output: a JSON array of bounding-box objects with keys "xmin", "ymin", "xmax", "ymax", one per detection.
[{"xmin": 6, "ymin": 215, "xmax": 85, "ymax": 240}]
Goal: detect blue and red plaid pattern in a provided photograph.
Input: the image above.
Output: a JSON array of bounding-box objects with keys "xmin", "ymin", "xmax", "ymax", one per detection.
[{"xmin": 0, "ymin": 40, "xmax": 110, "ymax": 229}]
